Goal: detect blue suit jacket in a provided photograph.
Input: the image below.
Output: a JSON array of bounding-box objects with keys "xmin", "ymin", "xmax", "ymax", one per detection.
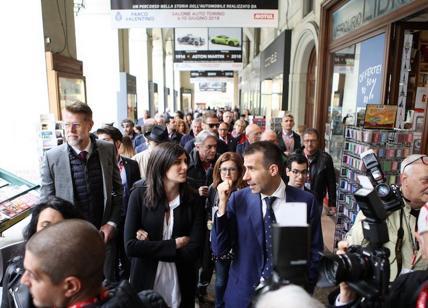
[{"xmin": 211, "ymin": 185, "xmax": 323, "ymax": 308}]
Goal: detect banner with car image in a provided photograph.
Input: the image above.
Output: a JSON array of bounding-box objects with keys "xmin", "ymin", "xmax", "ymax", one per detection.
[
  {"xmin": 110, "ymin": 0, "xmax": 278, "ymax": 28},
  {"xmin": 174, "ymin": 28, "xmax": 242, "ymax": 71}
]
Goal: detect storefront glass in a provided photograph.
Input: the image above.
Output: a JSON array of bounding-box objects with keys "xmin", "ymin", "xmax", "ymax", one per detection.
[{"xmin": 326, "ymin": 33, "xmax": 385, "ymax": 168}]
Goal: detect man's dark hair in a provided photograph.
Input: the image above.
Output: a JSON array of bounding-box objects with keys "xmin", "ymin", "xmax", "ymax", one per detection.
[
  {"xmin": 121, "ymin": 119, "xmax": 135, "ymax": 127},
  {"xmin": 24, "ymin": 196, "xmax": 83, "ymax": 241},
  {"xmin": 65, "ymin": 101, "xmax": 92, "ymax": 120},
  {"xmin": 244, "ymin": 141, "xmax": 284, "ymax": 175},
  {"xmin": 96, "ymin": 125, "xmax": 123, "ymax": 143},
  {"xmin": 26, "ymin": 220, "xmax": 105, "ymax": 295},
  {"xmin": 303, "ymin": 128, "xmax": 320, "ymax": 140},
  {"xmin": 175, "ymin": 110, "xmax": 184, "ymax": 119},
  {"xmin": 286, "ymin": 153, "xmax": 308, "ymax": 170}
]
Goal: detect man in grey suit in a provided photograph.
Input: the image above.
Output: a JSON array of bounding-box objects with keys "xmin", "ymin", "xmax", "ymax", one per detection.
[{"xmin": 40, "ymin": 101, "xmax": 123, "ymax": 283}]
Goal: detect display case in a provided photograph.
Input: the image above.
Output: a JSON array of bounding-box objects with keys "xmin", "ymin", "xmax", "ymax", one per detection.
[{"xmin": 0, "ymin": 169, "xmax": 40, "ymax": 235}]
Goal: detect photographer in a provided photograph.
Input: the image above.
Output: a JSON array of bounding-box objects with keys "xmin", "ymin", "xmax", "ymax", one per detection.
[{"xmin": 332, "ymin": 154, "xmax": 428, "ymax": 306}]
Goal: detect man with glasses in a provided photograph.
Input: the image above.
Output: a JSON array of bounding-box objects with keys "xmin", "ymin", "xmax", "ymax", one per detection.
[
  {"xmin": 40, "ymin": 101, "xmax": 123, "ymax": 284},
  {"xmin": 333, "ymin": 154, "xmax": 428, "ymax": 306},
  {"xmin": 286, "ymin": 153, "xmax": 310, "ymax": 191},
  {"xmin": 303, "ymin": 128, "xmax": 337, "ymax": 216}
]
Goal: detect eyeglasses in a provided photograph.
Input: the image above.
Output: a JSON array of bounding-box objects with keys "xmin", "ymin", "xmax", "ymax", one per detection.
[
  {"xmin": 303, "ymin": 139, "xmax": 317, "ymax": 144},
  {"xmin": 208, "ymin": 123, "xmax": 220, "ymax": 128},
  {"xmin": 401, "ymin": 156, "xmax": 428, "ymax": 173},
  {"xmin": 220, "ymin": 167, "xmax": 237, "ymax": 174},
  {"xmin": 290, "ymin": 169, "xmax": 308, "ymax": 176},
  {"xmin": 64, "ymin": 122, "xmax": 82, "ymax": 129}
]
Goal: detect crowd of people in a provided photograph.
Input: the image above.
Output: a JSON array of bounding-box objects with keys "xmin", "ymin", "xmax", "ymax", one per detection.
[{"xmin": 3, "ymin": 100, "xmax": 428, "ymax": 308}]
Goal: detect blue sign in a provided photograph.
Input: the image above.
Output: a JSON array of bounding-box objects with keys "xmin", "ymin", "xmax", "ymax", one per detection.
[{"xmin": 356, "ymin": 33, "xmax": 385, "ymax": 107}]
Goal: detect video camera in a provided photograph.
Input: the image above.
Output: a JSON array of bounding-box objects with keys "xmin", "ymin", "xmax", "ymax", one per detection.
[{"xmin": 319, "ymin": 149, "xmax": 404, "ymax": 307}]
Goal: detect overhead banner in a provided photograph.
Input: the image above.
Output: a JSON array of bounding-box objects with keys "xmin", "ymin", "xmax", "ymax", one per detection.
[
  {"xmin": 190, "ymin": 71, "xmax": 234, "ymax": 78},
  {"xmin": 174, "ymin": 28, "xmax": 243, "ymax": 71},
  {"xmin": 190, "ymin": 71, "xmax": 234, "ymax": 83},
  {"xmin": 110, "ymin": 0, "xmax": 278, "ymax": 28}
]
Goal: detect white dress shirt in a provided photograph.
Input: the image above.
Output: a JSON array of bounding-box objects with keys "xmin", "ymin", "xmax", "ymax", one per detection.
[
  {"xmin": 153, "ymin": 195, "xmax": 181, "ymax": 308},
  {"xmin": 260, "ymin": 179, "xmax": 287, "ymax": 218}
]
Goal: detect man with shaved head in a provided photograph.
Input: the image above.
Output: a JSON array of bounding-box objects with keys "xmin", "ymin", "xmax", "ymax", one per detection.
[
  {"xmin": 260, "ymin": 129, "xmax": 279, "ymax": 145},
  {"xmin": 236, "ymin": 123, "xmax": 262, "ymax": 156},
  {"xmin": 21, "ymin": 220, "xmax": 152, "ymax": 307}
]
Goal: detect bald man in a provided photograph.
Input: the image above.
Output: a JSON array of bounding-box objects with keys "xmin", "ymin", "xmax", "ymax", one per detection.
[
  {"xmin": 260, "ymin": 129, "xmax": 279, "ymax": 145},
  {"xmin": 236, "ymin": 123, "xmax": 262, "ymax": 156},
  {"xmin": 21, "ymin": 220, "xmax": 151, "ymax": 308}
]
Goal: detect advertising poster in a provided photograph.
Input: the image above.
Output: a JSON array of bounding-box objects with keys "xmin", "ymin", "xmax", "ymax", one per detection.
[
  {"xmin": 110, "ymin": 0, "xmax": 278, "ymax": 28},
  {"xmin": 174, "ymin": 28, "xmax": 242, "ymax": 71},
  {"xmin": 356, "ymin": 33, "xmax": 385, "ymax": 108}
]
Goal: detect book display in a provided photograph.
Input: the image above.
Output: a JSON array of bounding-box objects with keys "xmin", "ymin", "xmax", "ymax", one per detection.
[
  {"xmin": 334, "ymin": 126, "xmax": 414, "ymax": 247},
  {"xmin": 0, "ymin": 169, "xmax": 40, "ymax": 235}
]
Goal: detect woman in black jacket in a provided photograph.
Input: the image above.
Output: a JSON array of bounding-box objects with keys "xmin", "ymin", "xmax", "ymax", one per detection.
[
  {"xmin": 124, "ymin": 142, "xmax": 205, "ymax": 308},
  {"xmin": 1, "ymin": 196, "xmax": 83, "ymax": 308}
]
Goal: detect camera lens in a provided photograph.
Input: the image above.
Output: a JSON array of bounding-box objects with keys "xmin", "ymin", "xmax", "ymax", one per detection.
[
  {"xmin": 376, "ymin": 183, "xmax": 390, "ymax": 199},
  {"xmin": 319, "ymin": 250, "xmax": 370, "ymax": 285}
]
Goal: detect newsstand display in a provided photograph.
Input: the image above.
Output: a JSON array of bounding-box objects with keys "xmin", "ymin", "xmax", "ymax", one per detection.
[{"xmin": 0, "ymin": 169, "xmax": 39, "ymax": 235}]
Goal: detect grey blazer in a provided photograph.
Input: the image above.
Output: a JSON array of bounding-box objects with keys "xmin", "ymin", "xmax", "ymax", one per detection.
[{"xmin": 40, "ymin": 140, "xmax": 123, "ymax": 225}]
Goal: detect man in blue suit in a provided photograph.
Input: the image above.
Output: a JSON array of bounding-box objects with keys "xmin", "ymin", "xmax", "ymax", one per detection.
[{"xmin": 212, "ymin": 141, "xmax": 323, "ymax": 307}]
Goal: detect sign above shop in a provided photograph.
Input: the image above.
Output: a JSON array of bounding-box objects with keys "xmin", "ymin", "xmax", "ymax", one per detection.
[
  {"xmin": 174, "ymin": 28, "xmax": 242, "ymax": 71},
  {"xmin": 260, "ymin": 30, "xmax": 291, "ymax": 80},
  {"xmin": 332, "ymin": 0, "xmax": 414, "ymax": 40},
  {"xmin": 110, "ymin": 0, "xmax": 278, "ymax": 28}
]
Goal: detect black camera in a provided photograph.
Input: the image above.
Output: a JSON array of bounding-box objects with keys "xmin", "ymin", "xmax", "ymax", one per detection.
[
  {"xmin": 319, "ymin": 150, "xmax": 404, "ymax": 306},
  {"xmin": 254, "ymin": 225, "xmax": 310, "ymax": 299},
  {"xmin": 360, "ymin": 149, "xmax": 404, "ymax": 213}
]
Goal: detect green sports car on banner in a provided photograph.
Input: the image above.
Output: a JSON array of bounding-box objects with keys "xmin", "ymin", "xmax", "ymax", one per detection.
[{"xmin": 210, "ymin": 35, "xmax": 240, "ymax": 47}]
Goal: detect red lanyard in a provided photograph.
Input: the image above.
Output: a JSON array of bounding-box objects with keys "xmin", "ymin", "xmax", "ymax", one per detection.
[{"xmin": 66, "ymin": 289, "xmax": 109, "ymax": 308}]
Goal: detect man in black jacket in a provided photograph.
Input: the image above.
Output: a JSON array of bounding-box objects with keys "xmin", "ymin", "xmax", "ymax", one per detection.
[
  {"xmin": 303, "ymin": 128, "xmax": 337, "ymax": 216},
  {"xmin": 96, "ymin": 125, "xmax": 141, "ymax": 280},
  {"xmin": 187, "ymin": 130, "xmax": 218, "ymax": 303},
  {"xmin": 21, "ymin": 219, "xmax": 164, "ymax": 308}
]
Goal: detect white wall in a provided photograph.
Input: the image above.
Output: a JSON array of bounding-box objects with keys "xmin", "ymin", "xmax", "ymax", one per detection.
[
  {"xmin": 0, "ymin": 1, "xmax": 49, "ymax": 183},
  {"xmin": 129, "ymin": 29, "xmax": 150, "ymax": 116},
  {"xmin": 75, "ymin": 0, "xmax": 120, "ymax": 129}
]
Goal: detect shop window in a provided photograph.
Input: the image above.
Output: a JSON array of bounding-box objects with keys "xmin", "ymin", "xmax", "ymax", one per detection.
[{"xmin": 326, "ymin": 33, "xmax": 386, "ymax": 168}]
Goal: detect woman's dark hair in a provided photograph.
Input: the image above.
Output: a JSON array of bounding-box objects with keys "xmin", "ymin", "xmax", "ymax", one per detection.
[
  {"xmin": 24, "ymin": 196, "xmax": 83, "ymax": 241},
  {"xmin": 144, "ymin": 142, "xmax": 188, "ymax": 208},
  {"xmin": 212, "ymin": 152, "xmax": 246, "ymax": 189}
]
